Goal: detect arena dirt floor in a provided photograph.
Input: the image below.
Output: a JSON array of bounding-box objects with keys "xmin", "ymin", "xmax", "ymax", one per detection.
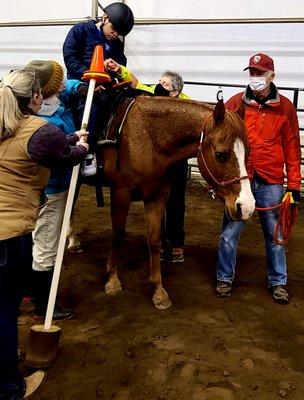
[{"xmin": 19, "ymin": 181, "xmax": 304, "ymax": 400}]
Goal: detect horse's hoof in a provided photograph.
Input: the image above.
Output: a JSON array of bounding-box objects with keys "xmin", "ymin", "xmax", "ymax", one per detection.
[
  {"xmin": 67, "ymin": 243, "xmax": 83, "ymax": 253},
  {"xmin": 153, "ymin": 294, "xmax": 172, "ymax": 309},
  {"xmin": 105, "ymin": 280, "xmax": 122, "ymax": 295},
  {"xmin": 67, "ymin": 239, "xmax": 83, "ymax": 253}
]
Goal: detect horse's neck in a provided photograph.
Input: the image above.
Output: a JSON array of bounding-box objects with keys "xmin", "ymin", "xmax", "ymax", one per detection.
[{"xmin": 153, "ymin": 105, "xmax": 211, "ymax": 166}]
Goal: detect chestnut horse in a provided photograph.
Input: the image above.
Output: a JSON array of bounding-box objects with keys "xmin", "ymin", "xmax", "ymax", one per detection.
[{"xmin": 74, "ymin": 97, "xmax": 255, "ymax": 309}]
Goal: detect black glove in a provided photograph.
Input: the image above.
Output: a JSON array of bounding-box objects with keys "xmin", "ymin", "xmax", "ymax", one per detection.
[{"xmin": 284, "ymin": 189, "xmax": 301, "ymax": 205}]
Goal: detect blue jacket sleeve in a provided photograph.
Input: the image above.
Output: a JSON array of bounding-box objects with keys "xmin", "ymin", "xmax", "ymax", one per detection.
[
  {"xmin": 60, "ymin": 79, "xmax": 86, "ymax": 105},
  {"xmin": 63, "ymin": 24, "xmax": 88, "ymax": 80}
]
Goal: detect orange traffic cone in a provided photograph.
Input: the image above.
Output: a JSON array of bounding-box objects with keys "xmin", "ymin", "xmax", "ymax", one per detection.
[{"xmin": 82, "ymin": 45, "xmax": 111, "ymax": 83}]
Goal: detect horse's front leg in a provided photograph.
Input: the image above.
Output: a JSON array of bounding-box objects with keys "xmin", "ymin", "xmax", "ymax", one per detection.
[
  {"xmin": 144, "ymin": 194, "xmax": 172, "ymax": 309},
  {"xmin": 105, "ymin": 188, "xmax": 131, "ymax": 296}
]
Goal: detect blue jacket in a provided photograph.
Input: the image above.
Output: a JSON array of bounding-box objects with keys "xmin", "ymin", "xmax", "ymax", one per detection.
[
  {"xmin": 39, "ymin": 79, "xmax": 82, "ymax": 194},
  {"xmin": 63, "ymin": 19, "xmax": 127, "ymax": 80}
]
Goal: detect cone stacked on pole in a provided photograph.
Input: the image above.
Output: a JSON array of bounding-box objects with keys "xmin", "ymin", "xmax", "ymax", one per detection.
[{"xmin": 82, "ymin": 45, "xmax": 111, "ymax": 83}]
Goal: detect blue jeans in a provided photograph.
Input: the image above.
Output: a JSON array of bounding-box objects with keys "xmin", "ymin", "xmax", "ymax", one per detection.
[
  {"xmin": 217, "ymin": 179, "xmax": 286, "ymax": 286},
  {"xmin": 0, "ymin": 234, "xmax": 32, "ymax": 399}
]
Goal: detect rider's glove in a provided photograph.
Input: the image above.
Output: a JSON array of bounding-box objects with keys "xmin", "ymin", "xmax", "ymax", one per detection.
[{"xmin": 282, "ymin": 189, "xmax": 301, "ymax": 205}]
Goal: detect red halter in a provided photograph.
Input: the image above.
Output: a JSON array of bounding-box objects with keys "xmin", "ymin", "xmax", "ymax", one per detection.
[{"xmin": 196, "ymin": 126, "xmax": 250, "ymax": 195}]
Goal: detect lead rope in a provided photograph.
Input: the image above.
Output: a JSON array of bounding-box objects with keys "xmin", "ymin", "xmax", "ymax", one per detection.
[{"xmin": 255, "ymin": 194, "xmax": 298, "ymax": 245}]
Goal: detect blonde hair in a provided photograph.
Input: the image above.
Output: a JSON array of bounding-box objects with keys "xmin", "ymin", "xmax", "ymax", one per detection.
[{"xmin": 0, "ymin": 69, "xmax": 40, "ymax": 141}]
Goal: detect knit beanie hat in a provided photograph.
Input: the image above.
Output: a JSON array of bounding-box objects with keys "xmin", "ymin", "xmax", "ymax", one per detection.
[{"xmin": 24, "ymin": 60, "xmax": 64, "ymax": 98}]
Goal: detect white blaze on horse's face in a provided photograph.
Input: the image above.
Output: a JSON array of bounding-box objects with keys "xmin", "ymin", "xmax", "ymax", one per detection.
[{"xmin": 233, "ymin": 138, "xmax": 255, "ymax": 220}]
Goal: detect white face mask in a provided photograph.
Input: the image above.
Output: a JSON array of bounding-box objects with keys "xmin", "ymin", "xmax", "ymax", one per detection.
[{"xmin": 249, "ymin": 75, "xmax": 268, "ymax": 92}]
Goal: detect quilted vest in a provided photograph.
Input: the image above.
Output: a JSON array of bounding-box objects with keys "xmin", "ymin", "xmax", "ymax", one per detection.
[{"xmin": 0, "ymin": 116, "xmax": 50, "ymax": 240}]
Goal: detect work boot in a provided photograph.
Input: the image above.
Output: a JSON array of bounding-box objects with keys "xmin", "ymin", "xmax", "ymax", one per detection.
[
  {"xmin": 268, "ymin": 285, "xmax": 290, "ymax": 304},
  {"xmin": 23, "ymin": 370, "xmax": 45, "ymax": 399},
  {"xmin": 216, "ymin": 281, "xmax": 232, "ymax": 298},
  {"xmin": 34, "ymin": 304, "xmax": 74, "ymax": 321},
  {"xmin": 32, "ymin": 270, "xmax": 74, "ymax": 321},
  {"xmin": 171, "ymin": 247, "xmax": 184, "ymax": 263}
]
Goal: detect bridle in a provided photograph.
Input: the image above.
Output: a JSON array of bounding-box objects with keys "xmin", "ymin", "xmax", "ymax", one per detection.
[{"xmin": 196, "ymin": 125, "xmax": 250, "ymax": 198}]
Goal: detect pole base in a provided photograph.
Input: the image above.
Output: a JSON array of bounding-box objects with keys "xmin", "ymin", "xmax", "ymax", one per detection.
[{"xmin": 25, "ymin": 324, "xmax": 62, "ymax": 368}]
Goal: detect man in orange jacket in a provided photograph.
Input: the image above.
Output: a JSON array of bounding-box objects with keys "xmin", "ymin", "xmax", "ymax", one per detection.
[{"xmin": 216, "ymin": 53, "xmax": 301, "ymax": 303}]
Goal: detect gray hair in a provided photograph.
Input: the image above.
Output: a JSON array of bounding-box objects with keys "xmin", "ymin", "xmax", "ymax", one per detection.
[
  {"xmin": 161, "ymin": 71, "xmax": 184, "ymax": 93},
  {"xmin": 0, "ymin": 69, "xmax": 40, "ymax": 140}
]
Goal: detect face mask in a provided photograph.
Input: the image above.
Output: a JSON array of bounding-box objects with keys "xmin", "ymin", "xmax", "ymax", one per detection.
[
  {"xmin": 249, "ymin": 75, "xmax": 268, "ymax": 92},
  {"xmin": 154, "ymin": 83, "xmax": 171, "ymax": 97}
]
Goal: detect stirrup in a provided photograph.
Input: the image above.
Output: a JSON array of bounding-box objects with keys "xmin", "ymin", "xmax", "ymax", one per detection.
[{"xmin": 97, "ymin": 138, "xmax": 117, "ymax": 146}]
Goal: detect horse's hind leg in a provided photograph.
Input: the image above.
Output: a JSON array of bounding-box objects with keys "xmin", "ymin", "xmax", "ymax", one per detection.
[
  {"xmin": 105, "ymin": 188, "xmax": 131, "ymax": 296},
  {"xmin": 67, "ymin": 215, "xmax": 82, "ymax": 252},
  {"xmin": 67, "ymin": 176, "xmax": 82, "ymax": 252},
  {"xmin": 144, "ymin": 195, "xmax": 172, "ymax": 309}
]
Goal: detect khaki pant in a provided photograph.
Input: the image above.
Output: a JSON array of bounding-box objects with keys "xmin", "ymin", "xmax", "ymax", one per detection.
[{"xmin": 32, "ymin": 191, "xmax": 68, "ymax": 271}]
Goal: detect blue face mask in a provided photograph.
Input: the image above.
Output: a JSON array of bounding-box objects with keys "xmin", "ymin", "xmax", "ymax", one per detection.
[{"xmin": 154, "ymin": 83, "xmax": 171, "ymax": 97}]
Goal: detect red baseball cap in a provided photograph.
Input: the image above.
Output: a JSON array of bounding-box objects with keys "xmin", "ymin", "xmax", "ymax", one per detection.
[{"xmin": 243, "ymin": 53, "xmax": 275, "ymax": 72}]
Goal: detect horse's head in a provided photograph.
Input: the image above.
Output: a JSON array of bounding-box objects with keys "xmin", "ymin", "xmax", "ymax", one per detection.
[{"xmin": 197, "ymin": 100, "xmax": 255, "ymax": 221}]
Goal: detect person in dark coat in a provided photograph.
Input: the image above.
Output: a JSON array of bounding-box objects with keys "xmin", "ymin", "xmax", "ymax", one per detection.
[
  {"xmin": 62, "ymin": 2, "xmax": 134, "ymax": 167},
  {"xmin": 63, "ymin": 2, "xmax": 134, "ymax": 80}
]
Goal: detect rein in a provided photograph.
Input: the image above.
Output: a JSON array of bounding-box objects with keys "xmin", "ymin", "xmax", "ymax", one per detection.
[{"xmin": 256, "ymin": 195, "xmax": 298, "ymax": 245}]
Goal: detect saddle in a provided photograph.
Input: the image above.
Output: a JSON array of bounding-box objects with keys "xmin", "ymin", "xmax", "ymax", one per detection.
[
  {"xmin": 99, "ymin": 97, "xmax": 135, "ymax": 145},
  {"xmin": 97, "ymin": 85, "xmax": 153, "ymax": 146}
]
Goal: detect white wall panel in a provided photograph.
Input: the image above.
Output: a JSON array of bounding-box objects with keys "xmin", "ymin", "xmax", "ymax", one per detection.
[
  {"xmin": 0, "ymin": 26, "xmax": 69, "ymax": 74},
  {"xmin": 0, "ymin": 1, "xmax": 303, "ymax": 128},
  {"xmin": 0, "ymin": 0, "xmax": 92, "ymax": 21},
  {"xmin": 125, "ymin": 23, "xmax": 304, "ymax": 105},
  {"xmin": 126, "ymin": 0, "xmax": 304, "ymax": 19}
]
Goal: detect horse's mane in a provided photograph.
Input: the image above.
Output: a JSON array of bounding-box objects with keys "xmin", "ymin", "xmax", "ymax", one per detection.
[
  {"xmin": 135, "ymin": 95, "xmax": 213, "ymax": 113},
  {"xmin": 133, "ymin": 96, "xmax": 248, "ymax": 149},
  {"xmin": 224, "ymin": 110, "xmax": 248, "ymax": 147},
  {"xmin": 201, "ymin": 106, "xmax": 249, "ymax": 152}
]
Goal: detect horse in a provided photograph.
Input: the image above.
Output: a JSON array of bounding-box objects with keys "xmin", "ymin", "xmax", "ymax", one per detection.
[{"xmin": 71, "ymin": 96, "xmax": 255, "ymax": 309}]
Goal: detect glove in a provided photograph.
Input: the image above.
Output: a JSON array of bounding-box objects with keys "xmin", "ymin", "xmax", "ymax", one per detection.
[{"xmin": 282, "ymin": 189, "xmax": 301, "ymax": 205}]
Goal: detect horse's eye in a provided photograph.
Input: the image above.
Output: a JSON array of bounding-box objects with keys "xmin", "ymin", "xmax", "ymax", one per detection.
[{"xmin": 215, "ymin": 151, "xmax": 230, "ymax": 162}]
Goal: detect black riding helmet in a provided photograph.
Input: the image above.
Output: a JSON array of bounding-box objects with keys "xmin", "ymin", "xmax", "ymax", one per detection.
[{"xmin": 104, "ymin": 2, "xmax": 134, "ymax": 36}]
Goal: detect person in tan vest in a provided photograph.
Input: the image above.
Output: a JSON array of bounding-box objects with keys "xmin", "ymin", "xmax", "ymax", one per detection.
[{"xmin": 0, "ymin": 69, "xmax": 88, "ymax": 399}]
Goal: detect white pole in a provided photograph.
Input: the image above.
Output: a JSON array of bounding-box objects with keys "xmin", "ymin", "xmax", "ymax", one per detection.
[{"xmin": 44, "ymin": 78, "xmax": 96, "ymax": 330}]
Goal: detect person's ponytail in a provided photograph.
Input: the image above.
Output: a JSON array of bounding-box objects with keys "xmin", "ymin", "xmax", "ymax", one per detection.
[
  {"xmin": 0, "ymin": 69, "xmax": 39, "ymax": 141},
  {"xmin": 0, "ymin": 84, "xmax": 23, "ymax": 140}
]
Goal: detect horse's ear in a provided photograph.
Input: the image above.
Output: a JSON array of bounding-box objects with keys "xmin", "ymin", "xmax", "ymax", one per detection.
[
  {"xmin": 235, "ymin": 101, "xmax": 246, "ymax": 120},
  {"xmin": 213, "ymin": 99, "xmax": 225, "ymax": 125}
]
